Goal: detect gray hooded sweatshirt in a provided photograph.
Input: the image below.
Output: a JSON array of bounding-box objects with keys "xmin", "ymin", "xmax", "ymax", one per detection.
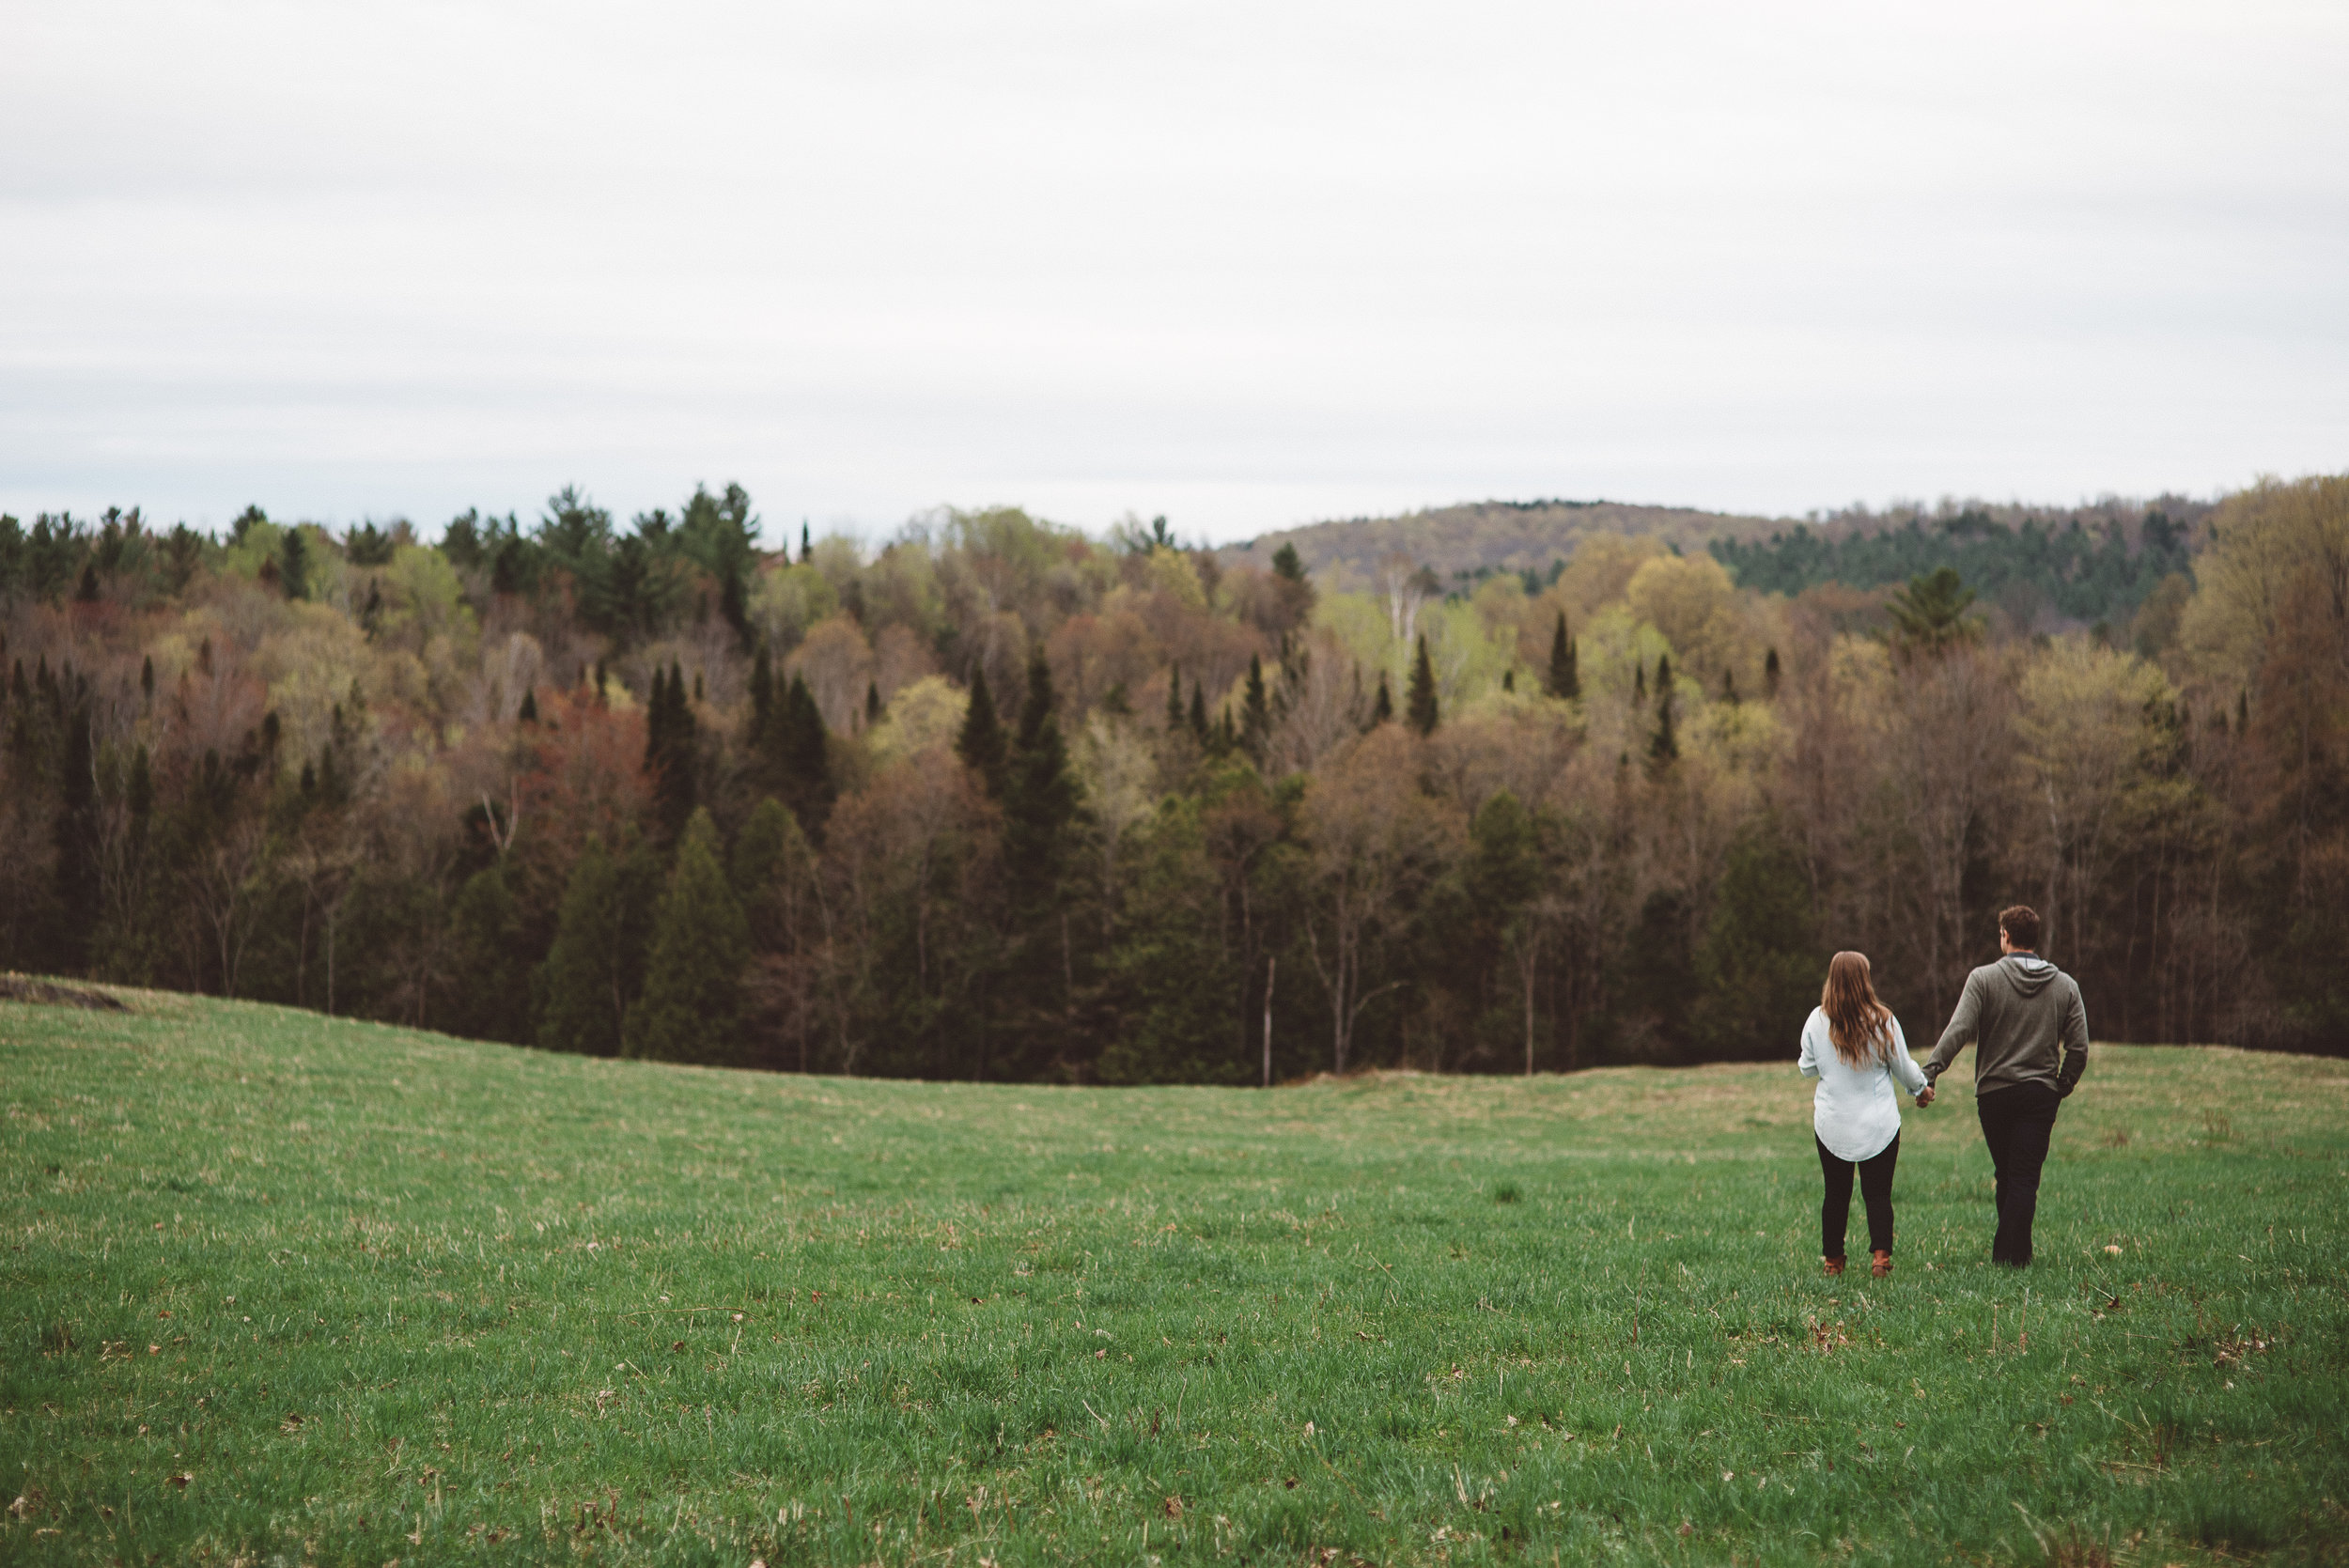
[{"xmin": 1924, "ymin": 953, "xmax": 2090, "ymax": 1097}]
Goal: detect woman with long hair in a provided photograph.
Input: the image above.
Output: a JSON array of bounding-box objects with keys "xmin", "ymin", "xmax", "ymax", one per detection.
[{"xmin": 1799, "ymin": 951, "xmax": 1934, "ymax": 1277}]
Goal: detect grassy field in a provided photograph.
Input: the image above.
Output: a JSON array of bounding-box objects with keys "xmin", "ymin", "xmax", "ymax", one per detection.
[{"xmin": 3, "ymin": 992, "xmax": 2344, "ymax": 1567}]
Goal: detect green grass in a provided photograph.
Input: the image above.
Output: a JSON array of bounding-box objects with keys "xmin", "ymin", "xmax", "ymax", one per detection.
[{"xmin": 4, "ymin": 991, "xmax": 2346, "ymax": 1566}]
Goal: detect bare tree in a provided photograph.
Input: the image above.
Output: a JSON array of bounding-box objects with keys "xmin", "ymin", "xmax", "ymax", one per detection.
[{"xmin": 1299, "ymin": 729, "xmax": 1462, "ymax": 1073}]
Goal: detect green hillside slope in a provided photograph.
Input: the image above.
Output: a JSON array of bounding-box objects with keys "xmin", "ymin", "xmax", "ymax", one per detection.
[{"xmin": 4, "ymin": 987, "xmax": 2344, "ymax": 1565}]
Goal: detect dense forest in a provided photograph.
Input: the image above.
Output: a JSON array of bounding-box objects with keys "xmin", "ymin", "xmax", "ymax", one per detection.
[
  {"xmin": 3, "ymin": 474, "xmax": 2344, "ymax": 1076},
  {"xmin": 1709, "ymin": 499, "xmax": 2209, "ymax": 639}
]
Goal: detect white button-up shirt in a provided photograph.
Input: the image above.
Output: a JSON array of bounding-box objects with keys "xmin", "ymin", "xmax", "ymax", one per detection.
[{"xmin": 1798, "ymin": 1006, "xmax": 1930, "ymax": 1162}]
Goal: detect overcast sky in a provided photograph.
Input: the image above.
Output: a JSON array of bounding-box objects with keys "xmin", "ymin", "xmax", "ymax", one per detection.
[{"xmin": 3, "ymin": 1, "xmax": 2343, "ymax": 544}]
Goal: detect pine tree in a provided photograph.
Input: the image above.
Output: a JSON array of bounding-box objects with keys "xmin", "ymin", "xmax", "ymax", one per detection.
[
  {"xmin": 518, "ymin": 688, "xmax": 538, "ymax": 723},
  {"xmin": 778, "ymin": 674, "xmax": 833, "ymax": 836},
  {"xmin": 957, "ymin": 666, "xmax": 1008, "ymax": 795},
  {"xmin": 279, "ymin": 527, "xmax": 309, "ymax": 600},
  {"xmin": 1004, "ymin": 645, "xmax": 1078, "ymax": 916},
  {"xmin": 445, "ymin": 867, "xmax": 530, "ymax": 1043},
  {"xmin": 1406, "ymin": 635, "xmax": 1439, "ymax": 736},
  {"xmin": 624, "ymin": 808, "xmax": 751, "ymax": 1063},
  {"xmin": 1188, "ymin": 680, "xmax": 1209, "ymax": 740},
  {"xmin": 1633, "ymin": 661, "xmax": 1646, "ymax": 704},
  {"xmin": 864, "ymin": 680, "xmax": 882, "ymax": 727},
  {"xmin": 1544, "ymin": 611, "xmax": 1580, "ymax": 700},
  {"xmin": 1763, "ymin": 646, "xmax": 1781, "ymax": 699},
  {"xmin": 1647, "ymin": 656, "xmax": 1679, "ymax": 777},
  {"xmin": 1370, "ymin": 671, "xmax": 1393, "ymax": 726},
  {"xmin": 1501, "ymin": 668, "xmax": 1516, "ymax": 693},
  {"xmin": 140, "ymin": 655, "xmax": 154, "ymax": 705},
  {"xmin": 535, "ymin": 838, "xmax": 630, "ymax": 1056},
  {"xmin": 1239, "ymin": 654, "xmax": 1272, "ymax": 760},
  {"xmin": 1719, "ymin": 668, "xmax": 1738, "ymax": 705},
  {"xmin": 646, "ymin": 660, "xmax": 697, "ymax": 834},
  {"xmin": 746, "ymin": 644, "xmax": 775, "ymax": 749},
  {"xmin": 1271, "ymin": 543, "xmax": 1307, "ymax": 583},
  {"xmin": 1690, "ymin": 825, "xmax": 1822, "ymax": 1058},
  {"xmin": 54, "ymin": 700, "xmax": 98, "ymax": 971},
  {"xmin": 731, "ymin": 796, "xmax": 812, "ymax": 944},
  {"xmin": 1165, "ymin": 663, "xmax": 1185, "ymax": 731}
]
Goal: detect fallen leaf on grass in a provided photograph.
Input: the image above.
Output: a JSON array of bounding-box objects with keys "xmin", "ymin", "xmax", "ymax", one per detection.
[{"xmin": 168, "ymin": 1473, "xmax": 192, "ymax": 1489}]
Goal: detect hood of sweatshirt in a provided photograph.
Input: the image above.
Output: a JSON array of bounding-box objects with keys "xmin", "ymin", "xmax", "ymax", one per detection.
[{"xmin": 1996, "ymin": 953, "xmax": 2059, "ymax": 998}]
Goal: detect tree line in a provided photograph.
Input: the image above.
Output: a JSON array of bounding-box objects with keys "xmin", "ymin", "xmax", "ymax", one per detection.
[{"xmin": 3, "ymin": 474, "xmax": 2342, "ymax": 1075}]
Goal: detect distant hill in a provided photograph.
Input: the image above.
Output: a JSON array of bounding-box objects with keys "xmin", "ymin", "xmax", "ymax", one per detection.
[{"xmin": 1218, "ymin": 499, "xmax": 1785, "ymax": 588}]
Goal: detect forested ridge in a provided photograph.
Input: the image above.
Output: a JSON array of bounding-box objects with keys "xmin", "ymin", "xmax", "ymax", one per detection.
[
  {"xmin": 4, "ymin": 474, "xmax": 2345, "ymax": 1074},
  {"xmin": 1710, "ymin": 497, "xmax": 2207, "ymax": 641}
]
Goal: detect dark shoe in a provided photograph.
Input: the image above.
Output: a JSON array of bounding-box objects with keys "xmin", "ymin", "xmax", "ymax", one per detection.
[
  {"xmin": 1871, "ymin": 1250, "xmax": 1892, "ymax": 1278},
  {"xmin": 1823, "ymin": 1255, "xmax": 1845, "ymax": 1277}
]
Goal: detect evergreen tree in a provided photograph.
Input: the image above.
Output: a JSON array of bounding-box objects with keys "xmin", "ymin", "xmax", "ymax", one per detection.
[
  {"xmin": 1270, "ymin": 543, "xmax": 1307, "ymax": 583},
  {"xmin": 1165, "ymin": 663, "xmax": 1184, "ymax": 731},
  {"xmin": 1544, "ymin": 611, "xmax": 1580, "ymax": 699},
  {"xmin": 1188, "ymin": 680, "xmax": 1209, "ymax": 740},
  {"xmin": 1370, "ymin": 671, "xmax": 1393, "ymax": 726},
  {"xmin": 445, "ymin": 867, "xmax": 530, "ymax": 1043},
  {"xmin": 777, "ymin": 674, "xmax": 834, "ymax": 836},
  {"xmin": 140, "ymin": 655, "xmax": 154, "ymax": 704},
  {"xmin": 646, "ymin": 660, "xmax": 697, "ymax": 834},
  {"xmin": 957, "ymin": 666, "xmax": 1007, "ymax": 795},
  {"xmin": 518, "ymin": 687, "xmax": 538, "ymax": 723},
  {"xmin": 1098, "ymin": 798, "xmax": 1246, "ymax": 1084},
  {"xmin": 1618, "ymin": 888, "xmax": 1695, "ymax": 1058},
  {"xmin": 746, "ymin": 643, "xmax": 775, "ymax": 749},
  {"xmin": 279, "ymin": 526, "xmax": 309, "ymax": 601},
  {"xmin": 625, "ymin": 808, "xmax": 751, "ymax": 1063},
  {"xmin": 1004, "ymin": 645, "xmax": 1079, "ymax": 915},
  {"xmin": 1719, "ymin": 668, "xmax": 1738, "ymax": 705},
  {"xmin": 1239, "ymin": 653, "xmax": 1272, "ymax": 760},
  {"xmin": 1501, "ymin": 668, "xmax": 1515, "ymax": 693},
  {"xmin": 1764, "ymin": 646, "xmax": 1781, "ymax": 698},
  {"xmin": 1406, "ymin": 635, "xmax": 1439, "ymax": 736},
  {"xmin": 535, "ymin": 837, "xmax": 630, "ymax": 1056},
  {"xmin": 54, "ymin": 700, "xmax": 98, "ymax": 971},
  {"xmin": 1633, "ymin": 661, "xmax": 1646, "ymax": 704},
  {"xmin": 864, "ymin": 680, "xmax": 881, "ymax": 727},
  {"xmin": 1690, "ymin": 825, "xmax": 1822, "ymax": 1059},
  {"xmin": 730, "ymin": 795, "xmax": 811, "ymax": 943},
  {"xmin": 1647, "ymin": 655, "xmax": 1679, "ymax": 777},
  {"xmin": 1886, "ymin": 566, "xmax": 1983, "ymax": 659}
]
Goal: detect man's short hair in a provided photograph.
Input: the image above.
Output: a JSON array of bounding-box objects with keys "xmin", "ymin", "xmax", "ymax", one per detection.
[{"xmin": 1999, "ymin": 905, "xmax": 2042, "ymax": 951}]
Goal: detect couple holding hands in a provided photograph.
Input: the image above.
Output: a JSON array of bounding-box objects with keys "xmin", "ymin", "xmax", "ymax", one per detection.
[{"xmin": 1798, "ymin": 904, "xmax": 2091, "ymax": 1277}]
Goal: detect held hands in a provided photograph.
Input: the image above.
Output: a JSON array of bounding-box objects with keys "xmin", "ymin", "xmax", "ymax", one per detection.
[{"xmin": 1915, "ymin": 1084, "xmax": 1937, "ymax": 1108}]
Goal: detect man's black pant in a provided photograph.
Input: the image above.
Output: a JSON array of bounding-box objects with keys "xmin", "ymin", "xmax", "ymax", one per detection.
[
  {"xmin": 1817, "ymin": 1132, "xmax": 1899, "ymax": 1259},
  {"xmin": 1976, "ymin": 1082, "xmax": 2061, "ymax": 1265}
]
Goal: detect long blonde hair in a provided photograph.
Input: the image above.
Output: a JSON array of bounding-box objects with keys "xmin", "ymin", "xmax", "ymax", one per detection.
[{"xmin": 1821, "ymin": 951, "xmax": 1894, "ymax": 1066}]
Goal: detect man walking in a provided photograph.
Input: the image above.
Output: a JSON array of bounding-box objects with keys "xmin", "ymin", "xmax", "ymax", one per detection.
[{"xmin": 1923, "ymin": 906, "xmax": 2090, "ymax": 1266}]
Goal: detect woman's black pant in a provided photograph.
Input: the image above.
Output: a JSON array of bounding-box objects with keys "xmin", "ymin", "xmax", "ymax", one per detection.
[{"xmin": 1817, "ymin": 1132, "xmax": 1899, "ymax": 1259}]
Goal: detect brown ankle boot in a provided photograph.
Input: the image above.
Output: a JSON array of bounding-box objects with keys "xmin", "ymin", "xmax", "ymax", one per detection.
[
  {"xmin": 1823, "ymin": 1255, "xmax": 1845, "ymax": 1276},
  {"xmin": 1871, "ymin": 1250, "xmax": 1892, "ymax": 1278}
]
